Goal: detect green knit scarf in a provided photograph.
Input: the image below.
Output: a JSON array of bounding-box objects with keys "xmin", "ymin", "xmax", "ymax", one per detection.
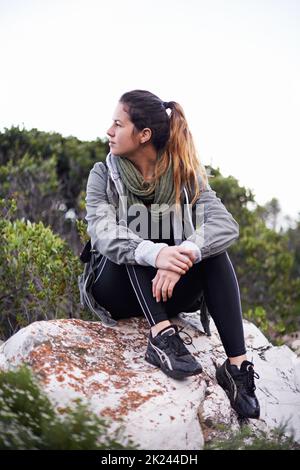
[{"xmin": 115, "ymin": 149, "xmax": 175, "ymax": 222}]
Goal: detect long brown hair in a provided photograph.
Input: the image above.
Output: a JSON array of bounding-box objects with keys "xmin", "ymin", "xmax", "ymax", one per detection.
[{"xmin": 119, "ymin": 90, "xmax": 208, "ymax": 206}]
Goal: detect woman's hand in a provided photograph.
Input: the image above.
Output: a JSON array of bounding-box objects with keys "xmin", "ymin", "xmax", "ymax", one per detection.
[
  {"xmin": 152, "ymin": 268, "xmax": 182, "ymax": 302},
  {"xmin": 155, "ymin": 246, "xmax": 197, "ymax": 274}
]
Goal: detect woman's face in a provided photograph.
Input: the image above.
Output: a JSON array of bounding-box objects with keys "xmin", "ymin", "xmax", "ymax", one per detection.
[{"xmin": 106, "ymin": 102, "xmax": 142, "ymax": 157}]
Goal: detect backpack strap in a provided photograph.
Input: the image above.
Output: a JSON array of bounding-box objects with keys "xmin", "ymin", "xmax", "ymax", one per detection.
[
  {"xmin": 79, "ymin": 239, "xmax": 93, "ymax": 263},
  {"xmin": 199, "ymin": 293, "xmax": 211, "ymax": 336}
]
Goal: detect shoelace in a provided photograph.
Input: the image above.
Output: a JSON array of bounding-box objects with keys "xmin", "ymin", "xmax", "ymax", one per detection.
[
  {"xmin": 162, "ymin": 327, "xmax": 194, "ymax": 356},
  {"xmin": 235, "ymin": 365, "xmax": 260, "ymax": 393}
]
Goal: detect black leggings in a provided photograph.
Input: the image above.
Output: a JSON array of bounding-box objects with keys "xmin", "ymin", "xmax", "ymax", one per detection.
[{"xmin": 91, "ymin": 250, "xmax": 246, "ymax": 357}]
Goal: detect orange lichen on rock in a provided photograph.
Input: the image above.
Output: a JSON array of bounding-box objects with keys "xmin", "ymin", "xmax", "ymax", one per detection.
[{"xmin": 100, "ymin": 389, "xmax": 161, "ymax": 421}]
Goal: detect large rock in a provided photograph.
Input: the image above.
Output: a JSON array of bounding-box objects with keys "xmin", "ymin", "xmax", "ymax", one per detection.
[{"xmin": 0, "ymin": 314, "xmax": 299, "ymax": 449}]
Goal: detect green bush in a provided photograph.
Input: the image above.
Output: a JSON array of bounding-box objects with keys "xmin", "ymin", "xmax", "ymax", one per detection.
[
  {"xmin": 232, "ymin": 219, "xmax": 300, "ymax": 337},
  {"xmin": 0, "ymin": 125, "xmax": 108, "ymax": 210},
  {"xmin": 0, "ymin": 365, "xmax": 135, "ymax": 450},
  {"xmin": 0, "ymin": 199, "xmax": 84, "ymax": 340},
  {"xmin": 0, "ymin": 151, "xmax": 62, "ymax": 226},
  {"xmin": 209, "ymin": 169, "xmax": 300, "ymax": 339},
  {"xmin": 204, "ymin": 423, "xmax": 300, "ymax": 450},
  {"xmin": 0, "ymin": 126, "xmax": 108, "ymax": 253}
]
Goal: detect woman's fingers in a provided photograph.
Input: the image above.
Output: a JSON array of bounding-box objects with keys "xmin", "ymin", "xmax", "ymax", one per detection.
[
  {"xmin": 172, "ymin": 258, "xmax": 191, "ymax": 272},
  {"xmin": 155, "ymin": 246, "xmax": 196, "ymax": 272},
  {"xmin": 152, "ymin": 271, "xmax": 178, "ymax": 302},
  {"xmin": 152, "ymin": 277, "xmax": 157, "ymax": 297},
  {"xmin": 175, "ymin": 253, "xmax": 193, "ymax": 267},
  {"xmin": 167, "ymin": 264, "xmax": 186, "ymax": 275},
  {"xmin": 154, "ymin": 279, "xmax": 174, "ymax": 302},
  {"xmin": 161, "ymin": 279, "xmax": 169, "ymax": 302},
  {"xmin": 154, "ymin": 277, "xmax": 164, "ymax": 302},
  {"xmin": 176, "ymin": 248, "xmax": 197, "ymax": 262},
  {"xmin": 167, "ymin": 281, "xmax": 175, "ymax": 300}
]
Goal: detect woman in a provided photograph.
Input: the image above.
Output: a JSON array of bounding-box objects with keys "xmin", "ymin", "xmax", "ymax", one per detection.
[{"xmin": 84, "ymin": 89, "xmax": 260, "ymax": 419}]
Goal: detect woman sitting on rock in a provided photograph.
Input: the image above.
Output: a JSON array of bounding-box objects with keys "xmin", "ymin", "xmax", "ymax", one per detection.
[{"xmin": 84, "ymin": 89, "xmax": 260, "ymax": 419}]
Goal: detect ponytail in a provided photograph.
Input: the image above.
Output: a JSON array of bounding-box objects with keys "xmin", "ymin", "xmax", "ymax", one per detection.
[{"xmin": 155, "ymin": 101, "xmax": 208, "ymax": 206}]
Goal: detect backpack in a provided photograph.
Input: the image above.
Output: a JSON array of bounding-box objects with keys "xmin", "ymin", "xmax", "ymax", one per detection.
[{"xmin": 78, "ymin": 240, "xmax": 117, "ymax": 327}]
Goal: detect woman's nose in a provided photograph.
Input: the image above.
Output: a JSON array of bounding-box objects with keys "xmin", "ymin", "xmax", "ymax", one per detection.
[{"xmin": 107, "ymin": 126, "xmax": 114, "ymax": 137}]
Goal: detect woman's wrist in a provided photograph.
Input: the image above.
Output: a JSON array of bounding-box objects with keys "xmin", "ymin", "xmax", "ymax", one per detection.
[
  {"xmin": 134, "ymin": 240, "xmax": 168, "ymax": 267},
  {"xmin": 180, "ymin": 240, "xmax": 202, "ymax": 263}
]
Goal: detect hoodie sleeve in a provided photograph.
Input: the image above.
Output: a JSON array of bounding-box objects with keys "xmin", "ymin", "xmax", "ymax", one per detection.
[
  {"xmin": 180, "ymin": 175, "xmax": 239, "ymax": 262},
  {"xmin": 85, "ymin": 162, "xmax": 168, "ymax": 266}
]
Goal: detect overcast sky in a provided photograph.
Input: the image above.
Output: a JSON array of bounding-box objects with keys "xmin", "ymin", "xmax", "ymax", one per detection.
[{"xmin": 0, "ymin": 0, "xmax": 299, "ymax": 226}]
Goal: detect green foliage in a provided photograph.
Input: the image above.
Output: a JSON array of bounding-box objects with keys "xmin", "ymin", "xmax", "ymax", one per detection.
[
  {"xmin": 0, "ymin": 126, "xmax": 108, "ymax": 254},
  {"xmin": 204, "ymin": 423, "xmax": 300, "ymax": 450},
  {"xmin": 0, "ymin": 365, "xmax": 135, "ymax": 450},
  {"xmin": 206, "ymin": 166, "xmax": 256, "ymax": 227},
  {"xmin": 244, "ymin": 306, "xmax": 269, "ymax": 334},
  {"xmin": 0, "ymin": 125, "xmax": 107, "ymax": 209},
  {"xmin": 232, "ymin": 219, "xmax": 300, "ymax": 336},
  {"xmin": 76, "ymin": 189, "xmax": 90, "ymax": 245},
  {"xmin": 0, "ymin": 150, "xmax": 62, "ymax": 228},
  {"xmin": 255, "ymin": 197, "xmax": 282, "ymax": 232},
  {"xmin": 0, "ymin": 196, "xmax": 17, "ymax": 219},
  {"xmin": 76, "ymin": 219, "xmax": 90, "ymax": 245},
  {"xmin": 286, "ymin": 217, "xmax": 300, "ymax": 279},
  {"xmin": 0, "ymin": 199, "xmax": 84, "ymax": 340},
  {"xmin": 209, "ymin": 170, "xmax": 300, "ymax": 339}
]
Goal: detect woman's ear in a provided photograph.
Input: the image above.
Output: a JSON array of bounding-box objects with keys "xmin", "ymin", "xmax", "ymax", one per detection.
[{"xmin": 140, "ymin": 127, "xmax": 152, "ymax": 144}]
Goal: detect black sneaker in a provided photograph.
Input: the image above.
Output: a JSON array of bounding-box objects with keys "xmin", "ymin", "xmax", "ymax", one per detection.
[
  {"xmin": 216, "ymin": 359, "xmax": 260, "ymax": 419},
  {"xmin": 145, "ymin": 324, "xmax": 202, "ymax": 380}
]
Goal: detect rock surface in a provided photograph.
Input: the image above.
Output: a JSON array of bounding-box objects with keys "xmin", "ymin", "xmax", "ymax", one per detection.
[
  {"xmin": 0, "ymin": 314, "xmax": 299, "ymax": 449},
  {"xmin": 282, "ymin": 331, "xmax": 300, "ymax": 357}
]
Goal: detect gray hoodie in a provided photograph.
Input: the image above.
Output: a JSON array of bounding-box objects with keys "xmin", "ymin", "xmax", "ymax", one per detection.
[{"xmin": 85, "ymin": 152, "xmax": 240, "ymax": 267}]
